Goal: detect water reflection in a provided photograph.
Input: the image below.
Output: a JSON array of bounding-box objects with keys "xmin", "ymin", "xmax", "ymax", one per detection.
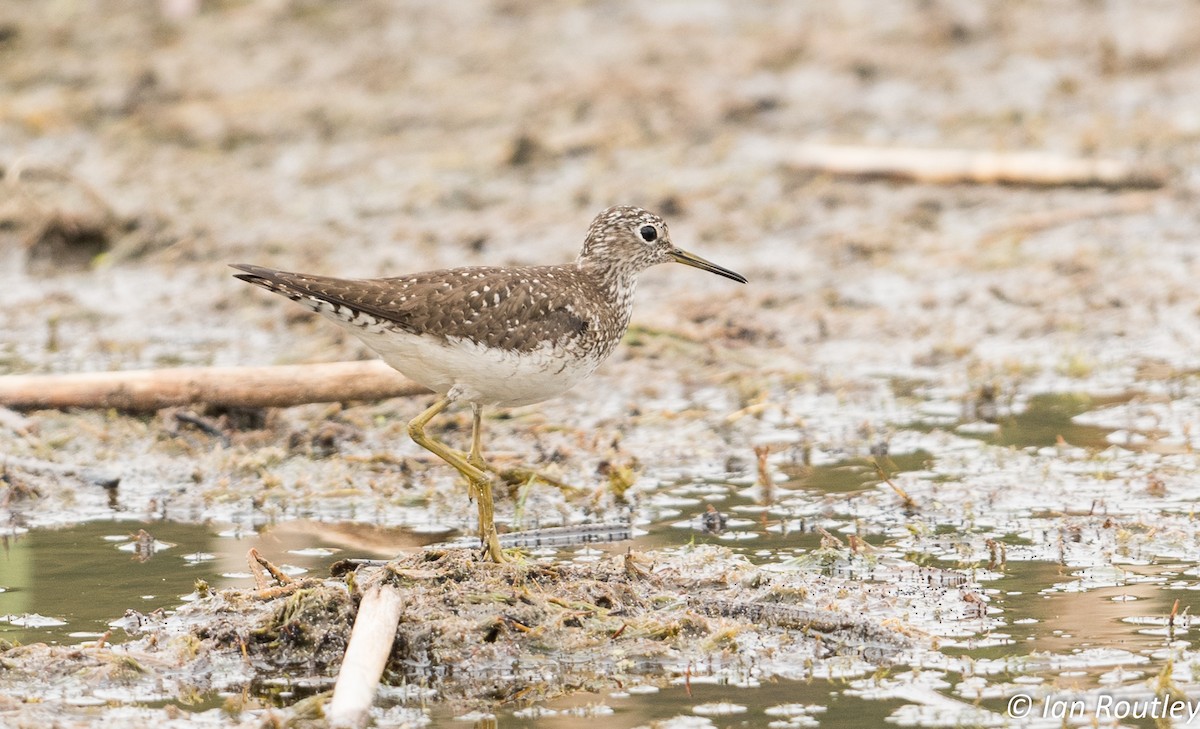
[{"xmin": 0, "ymin": 519, "xmax": 415, "ymax": 645}]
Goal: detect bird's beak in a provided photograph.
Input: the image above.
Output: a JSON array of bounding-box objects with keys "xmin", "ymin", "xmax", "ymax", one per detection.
[{"xmin": 670, "ymin": 248, "xmax": 747, "ymax": 284}]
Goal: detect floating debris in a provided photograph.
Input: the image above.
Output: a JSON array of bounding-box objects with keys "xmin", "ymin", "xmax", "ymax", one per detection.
[{"xmin": 0, "ymin": 545, "xmax": 956, "ymax": 724}]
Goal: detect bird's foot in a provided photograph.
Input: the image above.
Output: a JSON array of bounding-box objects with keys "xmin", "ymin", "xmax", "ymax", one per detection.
[
  {"xmin": 470, "ymin": 474, "xmax": 509, "ymax": 564},
  {"xmin": 487, "ymin": 464, "xmax": 580, "ymax": 493}
]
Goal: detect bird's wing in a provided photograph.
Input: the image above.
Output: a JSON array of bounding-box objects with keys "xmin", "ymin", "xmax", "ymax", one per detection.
[{"xmin": 230, "ymin": 263, "xmax": 599, "ymax": 352}]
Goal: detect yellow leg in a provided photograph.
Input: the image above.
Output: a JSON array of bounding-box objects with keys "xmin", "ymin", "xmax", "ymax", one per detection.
[
  {"xmin": 468, "ymin": 403, "xmax": 486, "ymax": 471},
  {"xmin": 407, "ymin": 397, "xmax": 506, "ymax": 563},
  {"xmin": 467, "ymin": 405, "xmax": 576, "ymax": 493}
]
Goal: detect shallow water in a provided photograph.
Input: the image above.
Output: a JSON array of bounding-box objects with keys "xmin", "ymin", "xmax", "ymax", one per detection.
[
  {"xmin": 464, "ymin": 680, "xmax": 906, "ymax": 729},
  {"xmin": 4, "ymin": 388, "xmax": 1198, "ymax": 727},
  {"xmin": 0, "ymin": 519, "xmax": 404, "ymax": 646}
]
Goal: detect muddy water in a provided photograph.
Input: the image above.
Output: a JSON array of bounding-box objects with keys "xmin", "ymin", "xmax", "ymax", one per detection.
[
  {"xmin": 0, "ymin": 520, "xmax": 400, "ymax": 646},
  {"xmin": 4, "ymin": 390, "xmax": 1196, "ymax": 727},
  {"xmin": 466, "ymin": 681, "xmax": 905, "ymax": 729}
]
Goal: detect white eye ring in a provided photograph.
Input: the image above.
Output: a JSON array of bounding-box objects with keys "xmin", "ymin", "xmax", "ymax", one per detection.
[{"xmin": 638, "ymin": 225, "xmax": 658, "ymax": 243}]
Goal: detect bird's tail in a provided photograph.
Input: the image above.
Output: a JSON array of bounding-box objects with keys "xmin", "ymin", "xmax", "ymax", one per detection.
[{"xmin": 229, "ymin": 263, "xmax": 311, "ymax": 301}]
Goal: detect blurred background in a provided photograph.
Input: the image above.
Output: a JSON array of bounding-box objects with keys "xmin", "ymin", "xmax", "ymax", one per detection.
[{"xmin": 3, "ymin": 0, "xmax": 1197, "ymax": 376}]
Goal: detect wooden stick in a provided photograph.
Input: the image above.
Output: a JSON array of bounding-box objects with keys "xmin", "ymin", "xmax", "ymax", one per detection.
[
  {"xmin": 247, "ymin": 548, "xmax": 293, "ymax": 590},
  {"xmin": 328, "ymin": 579, "xmax": 404, "ymax": 729},
  {"xmin": 871, "ymin": 458, "xmax": 918, "ymax": 510},
  {"xmin": 0, "ymin": 361, "xmax": 428, "ymax": 412},
  {"xmin": 786, "ymin": 144, "xmax": 1166, "ymax": 188}
]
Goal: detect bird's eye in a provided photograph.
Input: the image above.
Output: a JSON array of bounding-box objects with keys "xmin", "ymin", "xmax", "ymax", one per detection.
[{"xmin": 639, "ymin": 225, "xmax": 658, "ymax": 242}]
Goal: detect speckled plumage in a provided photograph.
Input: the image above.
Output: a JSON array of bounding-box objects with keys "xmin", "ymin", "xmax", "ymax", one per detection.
[
  {"xmin": 232, "ymin": 206, "xmax": 745, "ymax": 561},
  {"xmin": 231, "ymin": 264, "xmax": 617, "ymax": 357},
  {"xmin": 231, "ymin": 206, "xmax": 746, "ymax": 408}
]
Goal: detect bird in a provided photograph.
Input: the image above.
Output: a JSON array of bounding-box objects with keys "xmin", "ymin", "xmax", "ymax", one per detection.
[{"xmin": 231, "ymin": 205, "xmax": 746, "ymax": 562}]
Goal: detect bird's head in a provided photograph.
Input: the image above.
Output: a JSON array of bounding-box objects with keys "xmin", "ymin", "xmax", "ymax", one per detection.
[{"xmin": 577, "ymin": 205, "xmax": 747, "ymax": 284}]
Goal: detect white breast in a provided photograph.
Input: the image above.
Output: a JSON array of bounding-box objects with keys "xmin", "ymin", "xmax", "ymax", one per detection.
[
  {"xmin": 351, "ymin": 322, "xmax": 603, "ymax": 407},
  {"xmin": 299, "ymin": 295, "xmax": 605, "ymax": 407}
]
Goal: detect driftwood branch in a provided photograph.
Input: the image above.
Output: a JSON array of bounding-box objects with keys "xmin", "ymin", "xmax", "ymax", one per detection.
[
  {"xmin": 787, "ymin": 144, "xmax": 1167, "ymax": 188},
  {"xmin": 0, "ymin": 360, "xmax": 428, "ymax": 412},
  {"xmin": 327, "ymin": 578, "xmax": 404, "ymax": 729}
]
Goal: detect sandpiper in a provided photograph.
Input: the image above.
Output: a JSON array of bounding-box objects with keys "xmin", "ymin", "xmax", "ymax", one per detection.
[{"xmin": 231, "ymin": 206, "xmax": 746, "ymax": 561}]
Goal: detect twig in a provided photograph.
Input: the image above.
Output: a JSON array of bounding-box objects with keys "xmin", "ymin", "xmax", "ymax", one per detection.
[
  {"xmin": 816, "ymin": 526, "xmax": 845, "ymax": 549},
  {"xmin": 754, "ymin": 444, "xmax": 774, "ymax": 503},
  {"xmin": 871, "ymin": 458, "xmax": 918, "ymax": 510},
  {"xmin": 247, "ymin": 548, "xmax": 293, "ymax": 590},
  {"xmin": 691, "ymin": 597, "xmax": 917, "ymax": 645},
  {"xmin": 0, "ymin": 360, "xmax": 428, "ymax": 412},
  {"xmin": 328, "ymin": 577, "xmax": 405, "ymax": 729},
  {"xmin": 174, "ymin": 410, "xmax": 231, "ymax": 446},
  {"xmin": 434, "ymin": 521, "xmax": 634, "ymax": 550},
  {"xmin": 786, "ymin": 144, "xmax": 1166, "ymax": 189},
  {"xmin": 489, "ymin": 464, "xmax": 580, "ymax": 492}
]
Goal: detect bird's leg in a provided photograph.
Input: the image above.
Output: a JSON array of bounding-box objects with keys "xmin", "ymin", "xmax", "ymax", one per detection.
[
  {"xmin": 407, "ymin": 397, "xmax": 507, "ymax": 563},
  {"xmin": 466, "ymin": 403, "xmax": 507, "ymax": 563},
  {"xmin": 467, "ymin": 405, "xmax": 577, "ymax": 493},
  {"xmin": 468, "ymin": 403, "xmax": 486, "ymax": 471},
  {"xmin": 407, "ymin": 397, "xmax": 485, "ymax": 480}
]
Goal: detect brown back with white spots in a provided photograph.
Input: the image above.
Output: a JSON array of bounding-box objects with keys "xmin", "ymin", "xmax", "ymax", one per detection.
[
  {"xmin": 230, "ymin": 262, "xmax": 630, "ymax": 358},
  {"xmin": 230, "ymin": 206, "xmax": 733, "ymax": 365}
]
